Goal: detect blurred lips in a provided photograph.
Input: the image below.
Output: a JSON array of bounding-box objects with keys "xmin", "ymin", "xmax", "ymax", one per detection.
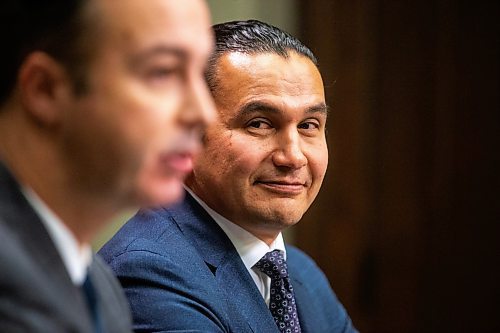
[
  {"xmin": 159, "ymin": 149, "xmax": 196, "ymax": 176},
  {"xmin": 158, "ymin": 134, "xmax": 202, "ymax": 176}
]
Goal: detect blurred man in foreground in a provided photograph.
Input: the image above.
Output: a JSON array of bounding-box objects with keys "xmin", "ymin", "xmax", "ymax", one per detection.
[{"xmin": 0, "ymin": 0, "xmax": 214, "ymax": 331}]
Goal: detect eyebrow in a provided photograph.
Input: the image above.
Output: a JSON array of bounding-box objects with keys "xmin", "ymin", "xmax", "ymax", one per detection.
[
  {"xmin": 129, "ymin": 45, "xmax": 187, "ymax": 66},
  {"xmin": 308, "ymin": 103, "xmax": 329, "ymax": 115},
  {"xmin": 238, "ymin": 101, "xmax": 329, "ymax": 117}
]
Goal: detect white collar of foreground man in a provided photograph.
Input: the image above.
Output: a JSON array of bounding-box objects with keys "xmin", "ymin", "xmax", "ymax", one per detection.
[{"xmin": 21, "ymin": 187, "xmax": 92, "ymax": 286}]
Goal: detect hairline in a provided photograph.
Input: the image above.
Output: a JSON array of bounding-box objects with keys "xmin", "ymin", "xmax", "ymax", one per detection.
[{"xmin": 207, "ymin": 48, "xmax": 318, "ymax": 98}]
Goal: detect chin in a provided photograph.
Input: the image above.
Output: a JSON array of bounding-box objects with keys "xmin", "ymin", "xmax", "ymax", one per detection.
[
  {"xmin": 137, "ymin": 180, "xmax": 185, "ymax": 208},
  {"xmin": 258, "ymin": 209, "xmax": 304, "ymax": 228},
  {"xmin": 280, "ymin": 217, "xmax": 302, "ymax": 228},
  {"xmin": 267, "ymin": 202, "xmax": 306, "ymax": 223}
]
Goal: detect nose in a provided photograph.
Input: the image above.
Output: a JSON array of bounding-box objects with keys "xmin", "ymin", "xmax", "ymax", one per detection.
[
  {"xmin": 272, "ymin": 128, "xmax": 307, "ymax": 169},
  {"xmin": 179, "ymin": 71, "xmax": 217, "ymax": 131}
]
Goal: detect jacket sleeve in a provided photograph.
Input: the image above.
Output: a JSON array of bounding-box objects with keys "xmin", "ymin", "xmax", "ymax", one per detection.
[{"xmin": 104, "ymin": 242, "xmax": 229, "ymax": 333}]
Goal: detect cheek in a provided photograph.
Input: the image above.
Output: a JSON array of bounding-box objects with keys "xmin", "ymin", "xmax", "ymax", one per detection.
[
  {"xmin": 227, "ymin": 137, "xmax": 269, "ymax": 178},
  {"xmin": 112, "ymin": 97, "xmax": 180, "ymax": 160},
  {"xmin": 76, "ymin": 96, "xmax": 171, "ymax": 176},
  {"xmin": 100, "ymin": 76, "xmax": 182, "ymax": 134},
  {"xmin": 309, "ymin": 145, "xmax": 329, "ymax": 182},
  {"xmin": 198, "ymin": 134, "xmax": 262, "ymax": 182}
]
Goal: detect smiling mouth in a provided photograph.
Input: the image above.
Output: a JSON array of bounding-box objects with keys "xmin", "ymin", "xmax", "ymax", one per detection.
[{"xmin": 254, "ymin": 181, "xmax": 306, "ymax": 195}]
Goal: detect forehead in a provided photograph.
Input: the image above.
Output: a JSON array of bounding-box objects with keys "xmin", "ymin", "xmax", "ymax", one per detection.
[
  {"xmin": 94, "ymin": 0, "xmax": 212, "ymax": 58},
  {"xmin": 215, "ymin": 51, "xmax": 325, "ymax": 113}
]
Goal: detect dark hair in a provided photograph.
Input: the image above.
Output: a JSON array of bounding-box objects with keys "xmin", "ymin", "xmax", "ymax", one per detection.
[
  {"xmin": 0, "ymin": 0, "xmax": 94, "ymax": 106},
  {"xmin": 206, "ymin": 19, "xmax": 318, "ymax": 93}
]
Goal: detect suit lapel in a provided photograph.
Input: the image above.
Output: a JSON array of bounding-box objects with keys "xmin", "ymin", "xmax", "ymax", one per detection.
[
  {"xmin": 0, "ymin": 162, "xmax": 92, "ymax": 332},
  {"xmin": 168, "ymin": 192, "xmax": 279, "ymax": 333},
  {"xmin": 216, "ymin": 253, "xmax": 279, "ymax": 333},
  {"xmin": 290, "ymin": 274, "xmax": 313, "ymax": 333},
  {"xmin": 287, "ymin": 248, "xmax": 317, "ymax": 333}
]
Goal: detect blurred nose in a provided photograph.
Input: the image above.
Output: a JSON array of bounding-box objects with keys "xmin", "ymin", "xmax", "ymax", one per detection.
[
  {"xmin": 272, "ymin": 128, "xmax": 307, "ymax": 169},
  {"xmin": 179, "ymin": 71, "xmax": 217, "ymax": 131}
]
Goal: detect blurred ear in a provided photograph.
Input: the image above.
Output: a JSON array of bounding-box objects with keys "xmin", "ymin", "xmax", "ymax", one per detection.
[{"xmin": 18, "ymin": 51, "xmax": 72, "ymax": 126}]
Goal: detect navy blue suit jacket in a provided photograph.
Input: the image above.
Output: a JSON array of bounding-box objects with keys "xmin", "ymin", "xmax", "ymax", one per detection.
[{"xmin": 99, "ymin": 192, "xmax": 357, "ymax": 332}]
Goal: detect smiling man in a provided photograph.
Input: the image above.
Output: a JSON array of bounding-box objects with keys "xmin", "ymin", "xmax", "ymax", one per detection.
[
  {"xmin": 100, "ymin": 20, "xmax": 357, "ymax": 332},
  {"xmin": 0, "ymin": 0, "xmax": 214, "ymax": 332}
]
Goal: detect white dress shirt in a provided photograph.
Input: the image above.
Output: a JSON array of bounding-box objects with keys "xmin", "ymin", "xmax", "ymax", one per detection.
[
  {"xmin": 22, "ymin": 187, "xmax": 92, "ymax": 286},
  {"xmin": 185, "ymin": 187, "xmax": 286, "ymax": 305}
]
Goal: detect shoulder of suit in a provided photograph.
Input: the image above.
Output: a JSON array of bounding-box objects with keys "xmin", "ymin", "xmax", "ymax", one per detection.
[{"xmin": 286, "ymin": 245, "xmax": 325, "ymax": 273}]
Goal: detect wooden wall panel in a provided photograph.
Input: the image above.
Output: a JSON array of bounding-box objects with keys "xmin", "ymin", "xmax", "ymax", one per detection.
[{"xmin": 296, "ymin": 1, "xmax": 499, "ymax": 332}]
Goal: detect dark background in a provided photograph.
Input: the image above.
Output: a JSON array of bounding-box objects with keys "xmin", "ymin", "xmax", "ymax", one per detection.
[{"xmin": 295, "ymin": 1, "xmax": 499, "ymax": 332}]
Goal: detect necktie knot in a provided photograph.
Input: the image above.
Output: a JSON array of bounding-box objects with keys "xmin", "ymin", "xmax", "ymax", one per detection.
[{"xmin": 255, "ymin": 250, "xmax": 289, "ymax": 279}]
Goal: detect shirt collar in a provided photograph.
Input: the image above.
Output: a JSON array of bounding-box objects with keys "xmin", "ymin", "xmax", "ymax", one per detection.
[
  {"xmin": 21, "ymin": 187, "xmax": 92, "ymax": 286},
  {"xmin": 185, "ymin": 186, "xmax": 286, "ymax": 270}
]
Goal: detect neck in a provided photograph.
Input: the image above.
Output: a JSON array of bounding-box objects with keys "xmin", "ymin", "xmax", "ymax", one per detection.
[
  {"xmin": 236, "ymin": 223, "xmax": 281, "ymax": 246},
  {"xmin": 185, "ymin": 181, "xmax": 281, "ymax": 246},
  {"xmin": 0, "ymin": 107, "xmax": 126, "ymax": 246}
]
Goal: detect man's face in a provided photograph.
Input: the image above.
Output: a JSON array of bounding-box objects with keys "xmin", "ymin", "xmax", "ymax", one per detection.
[
  {"xmin": 60, "ymin": 0, "xmax": 215, "ymax": 207},
  {"xmin": 187, "ymin": 51, "xmax": 328, "ymax": 242}
]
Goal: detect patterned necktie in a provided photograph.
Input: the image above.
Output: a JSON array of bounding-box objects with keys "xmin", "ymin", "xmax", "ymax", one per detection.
[{"xmin": 254, "ymin": 250, "xmax": 302, "ymax": 333}]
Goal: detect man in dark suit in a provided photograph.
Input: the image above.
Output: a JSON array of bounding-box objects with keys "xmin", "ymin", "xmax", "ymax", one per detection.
[
  {"xmin": 100, "ymin": 20, "xmax": 357, "ymax": 332},
  {"xmin": 0, "ymin": 0, "xmax": 215, "ymax": 332}
]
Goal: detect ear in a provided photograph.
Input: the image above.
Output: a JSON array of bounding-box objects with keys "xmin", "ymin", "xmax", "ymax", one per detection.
[{"xmin": 18, "ymin": 51, "xmax": 73, "ymax": 127}]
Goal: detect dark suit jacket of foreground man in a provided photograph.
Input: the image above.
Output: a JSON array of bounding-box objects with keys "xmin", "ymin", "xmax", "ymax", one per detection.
[
  {"xmin": 0, "ymin": 163, "xmax": 131, "ymax": 333},
  {"xmin": 100, "ymin": 191, "xmax": 356, "ymax": 333}
]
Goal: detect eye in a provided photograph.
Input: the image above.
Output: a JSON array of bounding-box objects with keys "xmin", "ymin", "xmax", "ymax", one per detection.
[
  {"xmin": 146, "ymin": 66, "xmax": 180, "ymax": 81},
  {"xmin": 140, "ymin": 59, "xmax": 184, "ymax": 87},
  {"xmin": 248, "ymin": 120, "xmax": 272, "ymax": 129},
  {"xmin": 298, "ymin": 120, "xmax": 320, "ymax": 130},
  {"xmin": 246, "ymin": 118, "xmax": 274, "ymax": 135}
]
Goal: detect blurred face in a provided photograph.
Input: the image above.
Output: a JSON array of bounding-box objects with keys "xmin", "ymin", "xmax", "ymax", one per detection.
[
  {"xmin": 187, "ymin": 51, "xmax": 328, "ymax": 243},
  {"xmin": 60, "ymin": 0, "xmax": 215, "ymax": 207}
]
